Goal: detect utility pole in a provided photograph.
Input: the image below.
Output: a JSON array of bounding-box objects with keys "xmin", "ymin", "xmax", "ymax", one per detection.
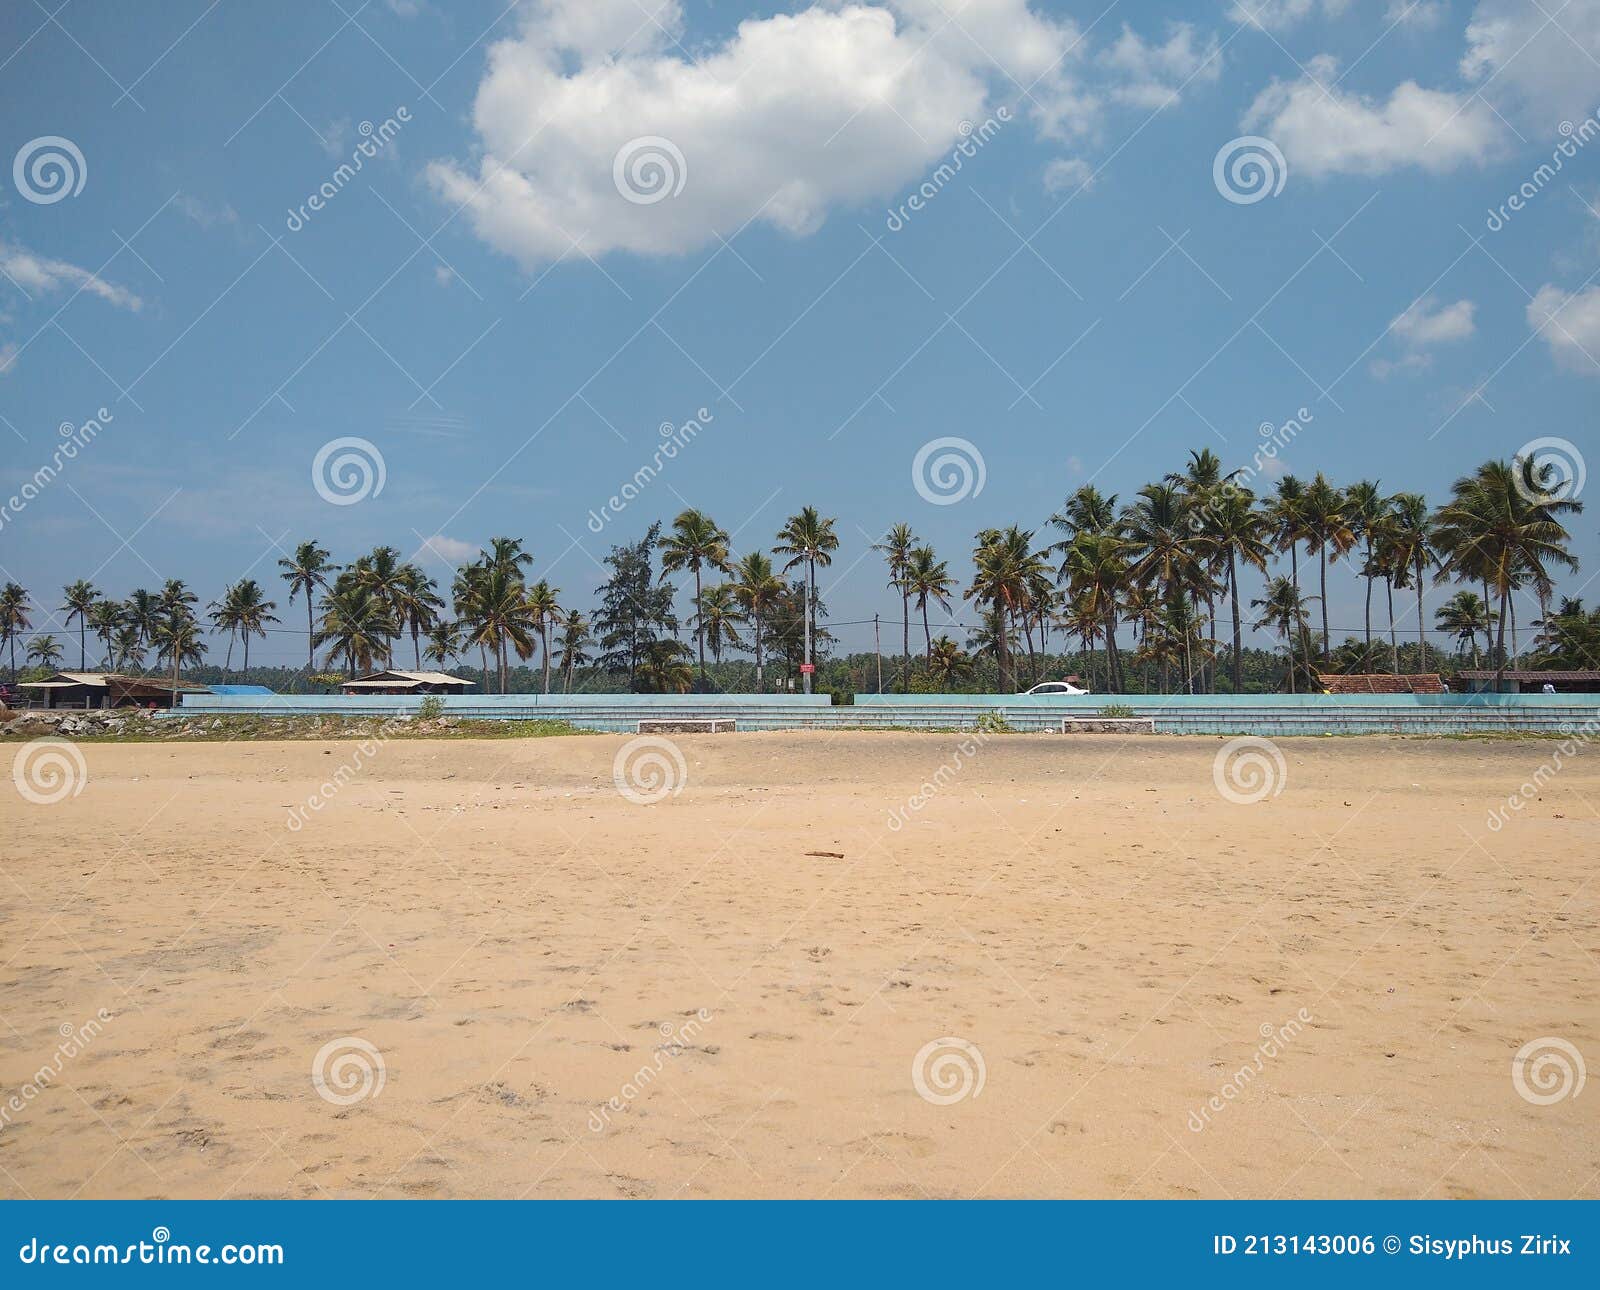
[{"xmin": 873, "ymin": 614, "xmax": 882, "ymax": 694}]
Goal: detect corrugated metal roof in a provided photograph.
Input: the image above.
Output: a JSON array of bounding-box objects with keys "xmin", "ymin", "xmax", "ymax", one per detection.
[{"xmin": 1458, "ymin": 670, "xmax": 1600, "ymax": 682}]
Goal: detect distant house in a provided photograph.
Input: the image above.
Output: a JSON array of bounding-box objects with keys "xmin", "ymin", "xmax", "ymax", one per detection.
[
  {"xmin": 340, "ymin": 669, "xmax": 474, "ymax": 696},
  {"xmin": 1457, "ymin": 670, "xmax": 1600, "ymax": 694},
  {"xmin": 15, "ymin": 671, "xmax": 210, "ymax": 709},
  {"xmin": 1317, "ymin": 673, "xmax": 1445, "ymax": 695}
]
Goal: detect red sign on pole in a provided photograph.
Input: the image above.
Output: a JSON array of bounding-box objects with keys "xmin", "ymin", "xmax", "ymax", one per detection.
[{"xmin": 799, "ymin": 663, "xmax": 816, "ymax": 675}]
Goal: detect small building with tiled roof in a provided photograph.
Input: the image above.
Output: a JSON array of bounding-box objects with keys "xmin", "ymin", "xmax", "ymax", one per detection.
[
  {"xmin": 1456, "ymin": 669, "xmax": 1600, "ymax": 694},
  {"xmin": 339, "ymin": 669, "xmax": 474, "ymax": 696},
  {"xmin": 14, "ymin": 671, "xmax": 210, "ymax": 709},
  {"xmin": 1316, "ymin": 673, "xmax": 1445, "ymax": 695}
]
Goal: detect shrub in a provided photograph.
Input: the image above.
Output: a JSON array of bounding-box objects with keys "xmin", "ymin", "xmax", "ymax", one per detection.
[
  {"xmin": 1099, "ymin": 703, "xmax": 1136, "ymax": 719},
  {"xmin": 416, "ymin": 695, "xmax": 446, "ymax": 722}
]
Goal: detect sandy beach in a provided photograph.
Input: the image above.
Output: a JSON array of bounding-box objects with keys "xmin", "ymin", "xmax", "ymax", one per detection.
[{"xmin": 1, "ymin": 730, "xmax": 1594, "ymax": 1199}]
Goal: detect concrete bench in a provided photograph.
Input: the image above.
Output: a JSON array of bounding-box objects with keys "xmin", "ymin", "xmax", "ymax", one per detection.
[
  {"xmin": 636, "ymin": 719, "xmax": 737, "ymax": 734},
  {"xmin": 1061, "ymin": 717, "xmax": 1157, "ymax": 734}
]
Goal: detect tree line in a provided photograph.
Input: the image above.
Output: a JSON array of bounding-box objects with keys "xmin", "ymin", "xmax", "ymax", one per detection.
[{"xmin": 0, "ymin": 453, "xmax": 1589, "ymax": 696}]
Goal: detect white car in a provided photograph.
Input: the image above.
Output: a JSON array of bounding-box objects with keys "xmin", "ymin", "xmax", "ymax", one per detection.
[{"xmin": 1021, "ymin": 680, "xmax": 1090, "ymax": 696}]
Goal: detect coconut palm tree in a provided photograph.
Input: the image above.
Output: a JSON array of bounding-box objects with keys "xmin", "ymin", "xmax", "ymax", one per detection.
[
  {"xmin": 112, "ymin": 623, "xmax": 144, "ymax": 673},
  {"xmin": 279, "ymin": 541, "xmax": 338, "ymax": 672},
  {"xmin": 872, "ymin": 523, "xmax": 917, "ymax": 692},
  {"xmin": 26, "ymin": 634, "xmax": 64, "ymax": 670},
  {"xmin": 423, "ymin": 621, "xmax": 462, "ymax": 671},
  {"xmin": 1299, "ymin": 473, "xmax": 1355, "ymax": 660},
  {"xmin": 966, "ymin": 526, "xmax": 1035, "ymax": 693},
  {"xmin": 1434, "ymin": 459, "xmax": 1581, "ymax": 689},
  {"xmin": 316, "ymin": 584, "xmax": 398, "ymax": 676},
  {"xmin": 925, "ymin": 636, "xmax": 973, "ymax": 690},
  {"xmin": 1252, "ymin": 576, "xmax": 1316, "ymax": 693},
  {"xmin": 87, "ymin": 600, "xmax": 124, "ymax": 670},
  {"xmin": 0, "ymin": 583, "xmax": 30, "ymax": 682},
  {"xmin": 694, "ymin": 583, "xmax": 744, "ymax": 669},
  {"xmin": 124, "ymin": 588, "xmax": 162, "ymax": 652},
  {"xmin": 209, "ymin": 584, "xmax": 244, "ymax": 675},
  {"xmin": 151, "ymin": 610, "xmax": 206, "ymax": 695},
  {"xmin": 61, "ymin": 580, "xmax": 99, "ymax": 670},
  {"xmin": 1206, "ymin": 487, "xmax": 1271, "ymax": 691},
  {"xmin": 1344, "ymin": 479, "xmax": 1385, "ymax": 665},
  {"xmin": 1436, "ymin": 590, "xmax": 1492, "ymax": 667},
  {"xmin": 659, "ymin": 509, "xmax": 731, "ymax": 688},
  {"xmin": 556, "ymin": 611, "xmax": 592, "ymax": 693},
  {"xmin": 525, "ymin": 579, "xmax": 562, "ymax": 694},
  {"xmin": 1266, "ymin": 475, "xmax": 1309, "ymax": 592},
  {"xmin": 231, "ymin": 579, "xmax": 278, "ymax": 677},
  {"xmin": 1062, "ymin": 530, "xmax": 1130, "ymax": 693},
  {"xmin": 904, "ymin": 545, "xmax": 954, "ymax": 661},
  {"xmin": 636, "ymin": 638, "xmax": 693, "ymax": 693},
  {"xmin": 393, "ymin": 563, "xmax": 445, "ymax": 671},
  {"xmin": 1384, "ymin": 492, "xmax": 1438, "ymax": 673},
  {"xmin": 732, "ymin": 551, "xmax": 783, "ymax": 692},
  {"xmin": 773, "ymin": 507, "xmax": 838, "ymax": 695}
]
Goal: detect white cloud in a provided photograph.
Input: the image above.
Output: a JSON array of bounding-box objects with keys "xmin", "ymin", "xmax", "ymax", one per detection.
[
  {"xmin": 1463, "ymin": 0, "xmax": 1600, "ymax": 124},
  {"xmin": 1390, "ymin": 296, "xmax": 1476, "ymax": 346},
  {"xmin": 1227, "ymin": 0, "xmax": 1352, "ymax": 32},
  {"xmin": 1241, "ymin": 55, "xmax": 1503, "ymax": 176},
  {"xmin": 431, "ymin": 0, "xmax": 1209, "ymax": 268},
  {"xmin": 1043, "ymin": 157, "xmax": 1095, "ymax": 194},
  {"xmin": 174, "ymin": 192, "xmax": 241, "ymax": 232},
  {"xmin": 1386, "ymin": 0, "xmax": 1445, "ymax": 28},
  {"xmin": 1098, "ymin": 23, "xmax": 1221, "ymax": 109},
  {"xmin": 1370, "ymin": 352, "xmax": 1432, "ymax": 379},
  {"xmin": 0, "ymin": 341, "xmax": 16, "ymax": 375},
  {"xmin": 1527, "ymin": 283, "xmax": 1600, "ymax": 373},
  {"xmin": 420, "ymin": 534, "xmax": 476, "ymax": 563},
  {"xmin": 0, "ymin": 242, "xmax": 143, "ymax": 311}
]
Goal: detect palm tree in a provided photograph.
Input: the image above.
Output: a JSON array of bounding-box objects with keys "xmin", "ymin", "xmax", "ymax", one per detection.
[
  {"xmin": 151, "ymin": 606, "xmax": 206, "ymax": 695},
  {"xmin": 26, "ymin": 634, "xmax": 64, "ymax": 670},
  {"xmin": 966, "ymin": 526, "xmax": 1035, "ymax": 693},
  {"xmin": 1206, "ymin": 487, "xmax": 1270, "ymax": 692},
  {"xmin": 316, "ymin": 584, "xmax": 398, "ymax": 676},
  {"xmin": 1300, "ymin": 473, "xmax": 1355, "ymax": 660},
  {"xmin": 694, "ymin": 583, "xmax": 744, "ymax": 669},
  {"xmin": 231, "ymin": 579, "xmax": 278, "ymax": 676},
  {"xmin": 556, "ymin": 611, "xmax": 592, "ymax": 693},
  {"xmin": 872, "ymin": 523, "xmax": 917, "ymax": 692},
  {"xmin": 732, "ymin": 551, "xmax": 782, "ymax": 692},
  {"xmin": 1062, "ymin": 530, "xmax": 1130, "ymax": 693},
  {"xmin": 1266, "ymin": 475, "xmax": 1309, "ymax": 592},
  {"xmin": 278, "ymin": 541, "xmax": 338, "ymax": 672},
  {"xmin": 423, "ymin": 621, "xmax": 462, "ymax": 671},
  {"xmin": 112, "ymin": 623, "xmax": 144, "ymax": 673},
  {"xmin": 1436, "ymin": 590, "xmax": 1491, "ymax": 667},
  {"xmin": 1385, "ymin": 492, "xmax": 1437, "ymax": 673},
  {"xmin": 1345, "ymin": 479, "xmax": 1385, "ymax": 666},
  {"xmin": 62, "ymin": 580, "xmax": 98, "ymax": 670},
  {"xmin": 124, "ymin": 588, "xmax": 162, "ymax": 653},
  {"xmin": 904, "ymin": 545, "xmax": 954, "ymax": 661},
  {"xmin": 925, "ymin": 636, "xmax": 973, "ymax": 690},
  {"xmin": 1252, "ymin": 576, "xmax": 1316, "ymax": 693},
  {"xmin": 0, "ymin": 583, "xmax": 30, "ymax": 682},
  {"xmin": 87, "ymin": 600, "xmax": 123, "ymax": 670},
  {"xmin": 636, "ymin": 638, "xmax": 693, "ymax": 693},
  {"xmin": 1434, "ymin": 459, "xmax": 1581, "ymax": 689},
  {"xmin": 209, "ymin": 584, "xmax": 244, "ymax": 675},
  {"xmin": 525, "ymin": 579, "xmax": 561, "ymax": 694},
  {"xmin": 349, "ymin": 546, "xmax": 409, "ymax": 666},
  {"xmin": 393, "ymin": 564, "xmax": 445, "ymax": 670},
  {"xmin": 773, "ymin": 507, "xmax": 839, "ymax": 695},
  {"xmin": 660, "ymin": 509, "xmax": 732, "ymax": 688}
]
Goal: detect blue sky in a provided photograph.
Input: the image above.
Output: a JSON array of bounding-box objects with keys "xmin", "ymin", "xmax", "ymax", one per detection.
[{"xmin": 2, "ymin": 0, "xmax": 1597, "ymax": 666}]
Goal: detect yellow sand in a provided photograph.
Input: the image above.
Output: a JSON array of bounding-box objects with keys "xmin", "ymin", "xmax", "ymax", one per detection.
[{"xmin": 1, "ymin": 731, "xmax": 1594, "ymax": 1199}]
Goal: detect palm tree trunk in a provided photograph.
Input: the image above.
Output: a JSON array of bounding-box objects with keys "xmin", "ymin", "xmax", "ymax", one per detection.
[
  {"xmin": 1228, "ymin": 552, "xmax": 1243, "ymax": 693},
  {"xmin": 1386, "ymin": 579, "xmax": 1399, "ymax": 673},
  {"xmin": 1318, "ymin": 547, "xmax": 1330, "ymax": 660},
  {"xmin": 1104, "ymin": 606, "xmax": 1121, "ymax": 693},
  {"xmin": 1414, "ymin": 558, "xmax": 1426, "ymax": 674},
  {"xmin": 1494, "ymin": 588, "xmax": 1510, "ymax": 691},
  {"xmin": 1362, "ymin": 546, "xmax": 1374, "ymax": 667},
  {"xmin": 694, "ymin": 567, "xmax": 706, "ymax": 687},
  {"xmin": 224, "ymin": 632, "xmax": 235, "ymax": 676},
  {"xmin": 413, "ymin": 625, "xmax": 422, "ymax": 670},
  {"xmin": 802, "ymin": 558, "xmax": 814, "ymax": 694},
  {"xmin": 921, "ymin": 600, "xmax": 932, "ymax": 661},
  {"xmin": 243, "ymin": 633, "xmax": 250, "ymax": 676},
  {"xmin": 754, "ymin": 609, "xmax": 764, "ymax": 691},
  {"xmin": 542, "ymin": 621, "xmax": 552, "ymax": 694},
  {"xmin": 306, "ymin": 593, "xmax": 315, "ymax": 672}
]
